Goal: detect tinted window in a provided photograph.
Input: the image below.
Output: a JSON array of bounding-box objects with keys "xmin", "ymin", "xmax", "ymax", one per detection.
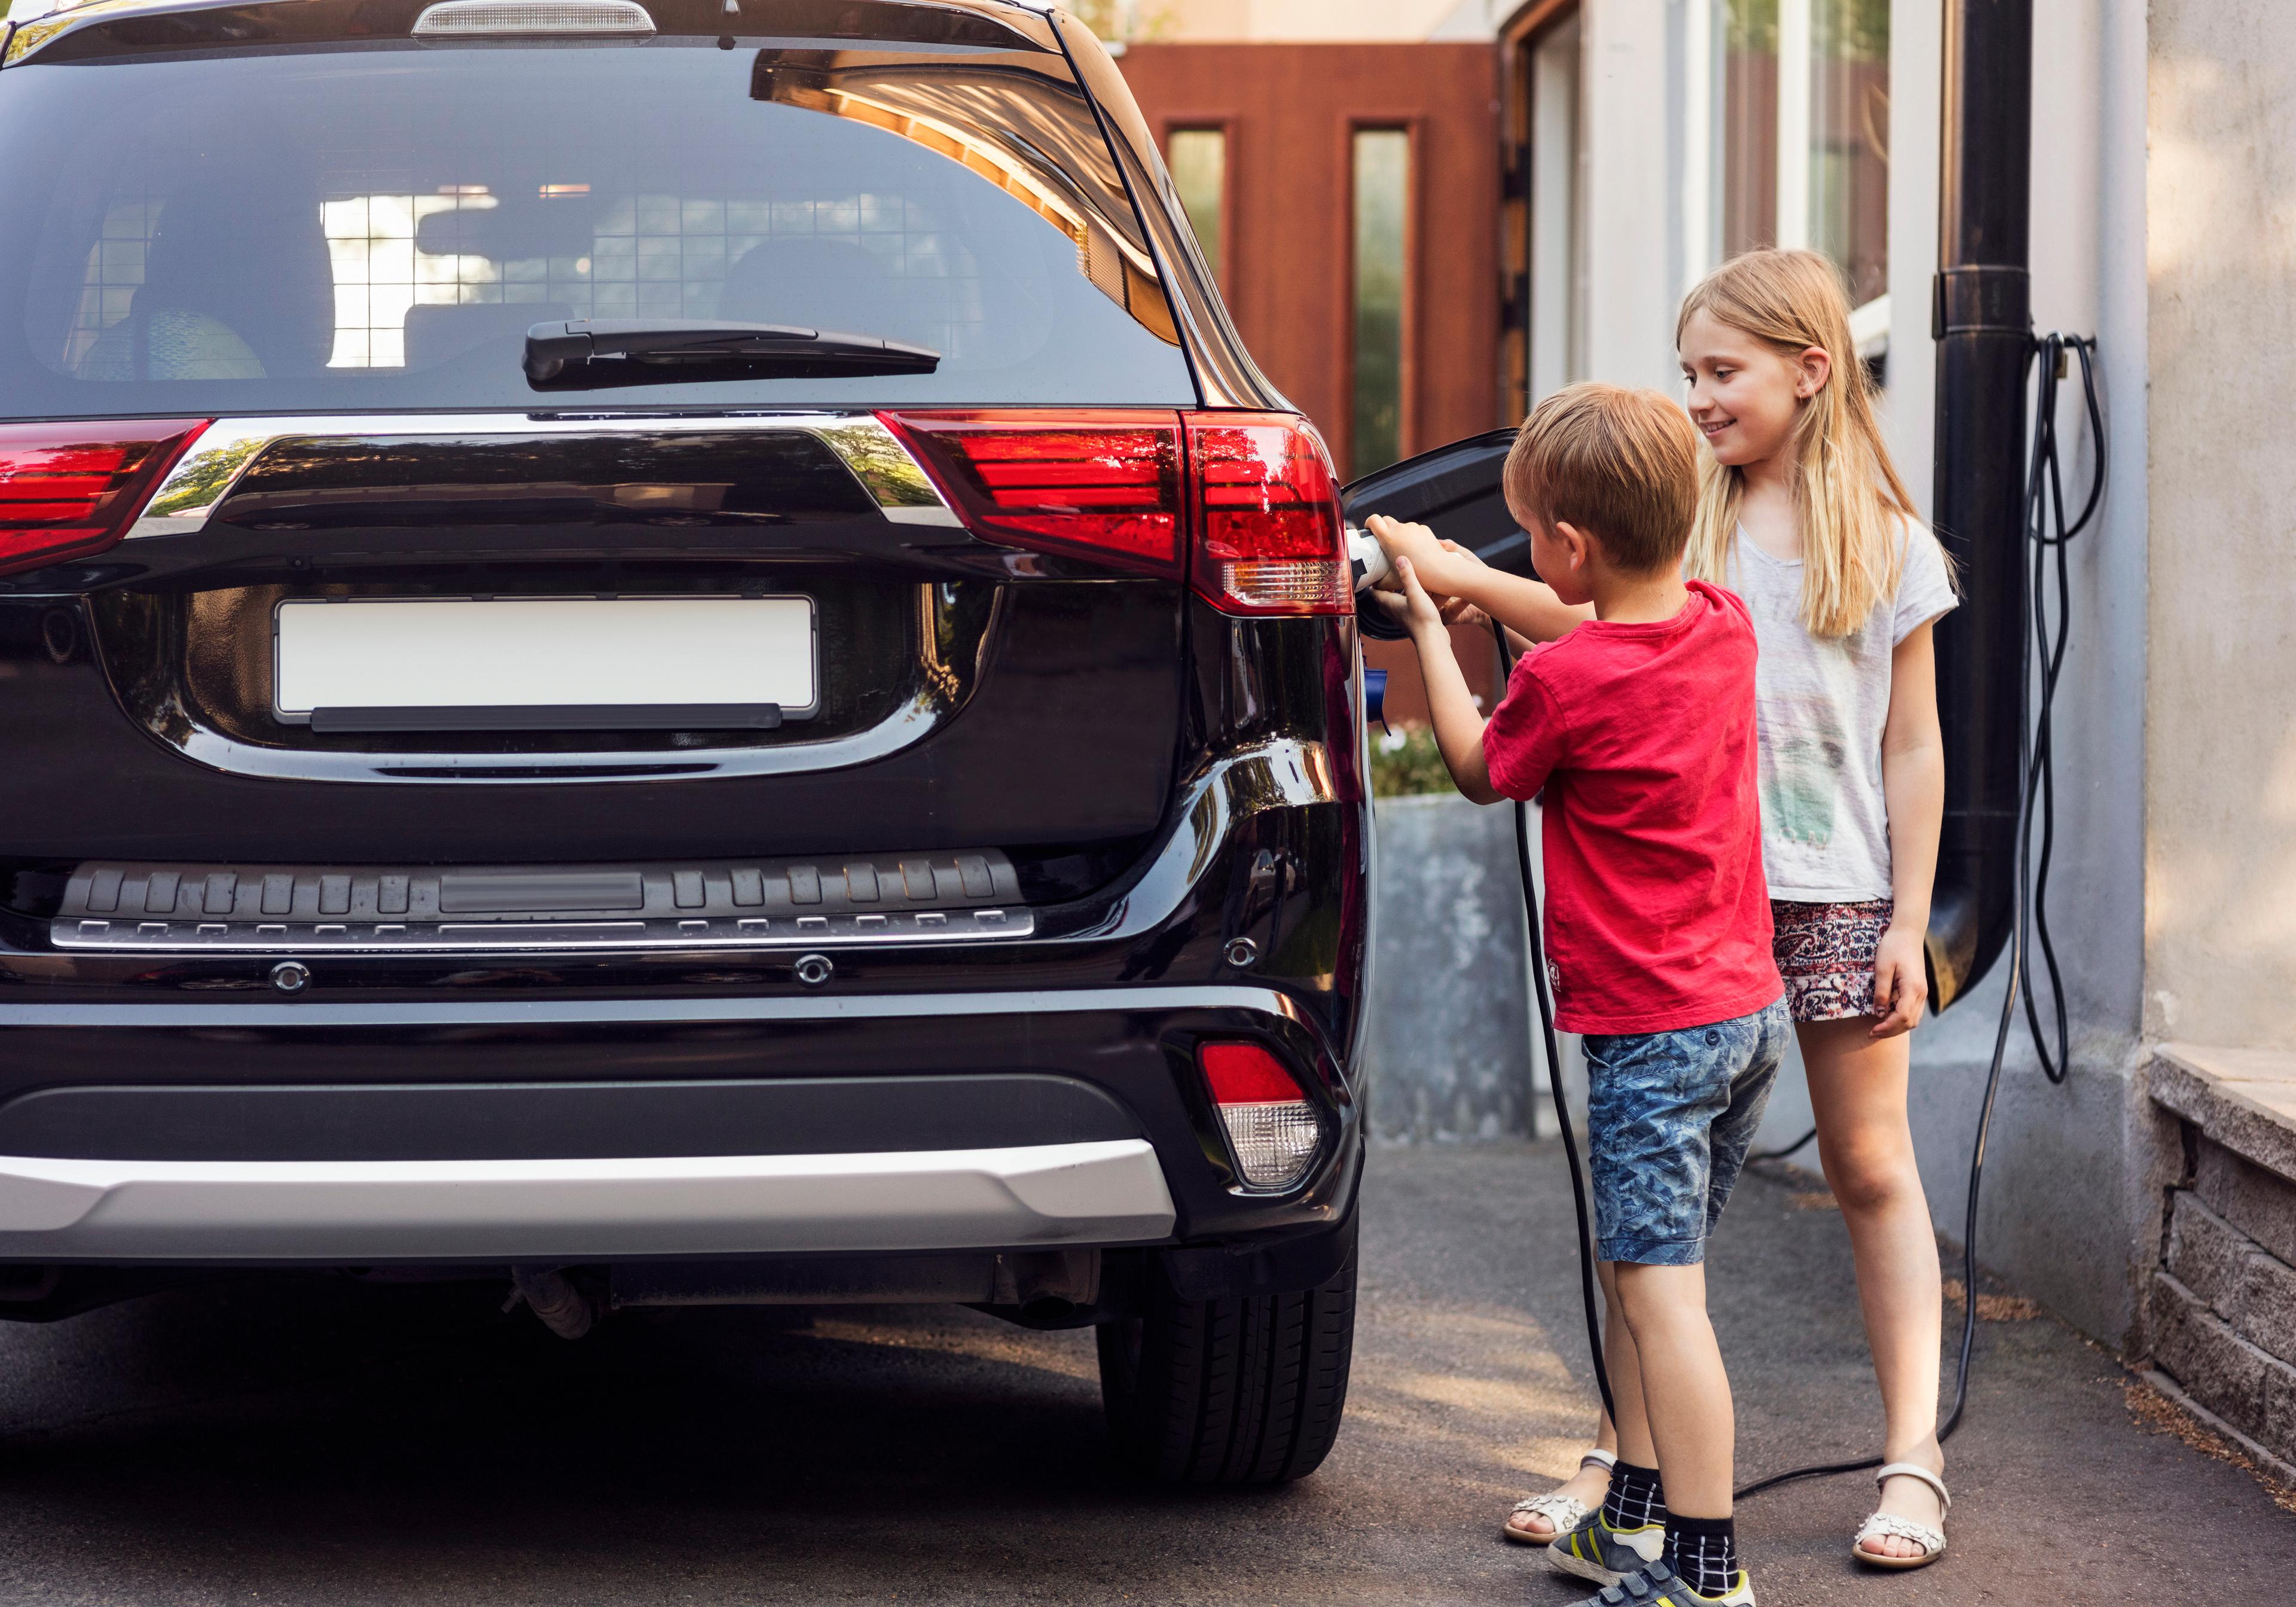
[{"xmin": 0, "ymin": 39, "xmax": 1195, "ymax": 416}]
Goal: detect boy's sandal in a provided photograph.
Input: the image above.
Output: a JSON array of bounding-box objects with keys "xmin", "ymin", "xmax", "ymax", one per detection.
[
  {"xmin": 1503, "ymin": 1449, "xmax": 1617, "ymax": 1544},
  {"xmin": 1852, "ymin": 1461, "xmax": 1949, "ymax": 1570}
]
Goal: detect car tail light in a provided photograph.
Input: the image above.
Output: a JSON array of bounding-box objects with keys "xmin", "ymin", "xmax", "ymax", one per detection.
[
  {"xmin": 879, "ymin": 410, "xmax": 1183, "ymax": 577},
  {"xmin": 880, "ymin": 409, "xmax": 1349, "ymax": 615},
  {"xmin": 1200, "ymin": 1041, "xmax": 1321, "ymax": 1190},
  {"xmin": 0, "ymin": 419, "xmax": 209, "ymax": 580},
  {"xmin": 1187, "ymin": 413, "xmax": 1349, "ymax": 615}
]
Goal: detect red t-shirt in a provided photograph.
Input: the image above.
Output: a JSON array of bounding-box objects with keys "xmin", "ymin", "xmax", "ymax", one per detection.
[{"xmin": 1483, "ymin": 580, "xmax": 1781, "ymax": 1035}]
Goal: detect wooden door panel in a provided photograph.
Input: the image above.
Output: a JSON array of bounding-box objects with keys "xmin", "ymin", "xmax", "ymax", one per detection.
[{"xmin": 1120, "ymin": 43, "xmax": 1503, "ymax": 478}]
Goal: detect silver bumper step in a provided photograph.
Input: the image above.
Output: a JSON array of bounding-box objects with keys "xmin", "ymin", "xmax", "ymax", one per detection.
[
  {"xmin": 0, "ymin": 1139, "xmax": 1175, "ymax": 1261},
  {"xmin": 51, "ymin": 907, "xmax": 1028, "ymax": 953}
]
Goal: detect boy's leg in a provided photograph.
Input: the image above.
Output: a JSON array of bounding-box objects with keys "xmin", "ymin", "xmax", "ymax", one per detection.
[
  {"xmin": 1577, "ymin": 1008, "xmax": 1784, "ymax": 1602},
  {"xmin": 1596, "ymin": 1260, "xmax": 1654, "ymax": 1468},
  {"xmin": 1543, "ymin": 1261, "xmax": 1670, "ymax": 1585},
  {"xmin": 1611, "ymin": 1261, "xmax": 1733, "ymax": 1516}
]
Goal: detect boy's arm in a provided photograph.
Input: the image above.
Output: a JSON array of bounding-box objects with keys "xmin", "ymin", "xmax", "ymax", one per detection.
[
  {"xmin": 1380, "ymin": 556, "xmax": 1502, "ymax": 806},
  {"xmin": 1367, "ymin": 516, "xmax": 1593, "ymax": 644}
]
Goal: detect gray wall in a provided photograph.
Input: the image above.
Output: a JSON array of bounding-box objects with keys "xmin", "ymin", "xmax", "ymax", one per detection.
[{"xmin": 1363, "ymin": 794, "xmax": 1571, "ymax": 1144}]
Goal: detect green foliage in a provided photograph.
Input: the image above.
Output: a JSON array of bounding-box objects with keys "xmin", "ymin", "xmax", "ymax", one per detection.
[
  {"xmin": 1819, "ymin": 0, "xmax": 1889, "ymax": 63},
  {"xmin": 1369, "ymin": 727, "xmax": 1460, "ymax": 800},
  {"xmin": 1729, "ymin": 0, "xmax": 1887, "ymax": 62},
  {"xmin": 1727, "ymin": 0, "xmax": 1776, "ymax": 53},
  {"xmin": 1066, "ymin": 1, "xmax": 1177, "ymax": 44}
]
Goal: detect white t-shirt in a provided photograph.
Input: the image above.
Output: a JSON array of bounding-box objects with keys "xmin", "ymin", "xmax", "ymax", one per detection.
[{"xmin": 1724, "ymin": 521, "xmax": 1958, "ymax": 904}]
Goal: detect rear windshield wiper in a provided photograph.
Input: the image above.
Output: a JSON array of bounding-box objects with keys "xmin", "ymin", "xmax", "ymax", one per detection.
[{"xmin": 524, "ymin": 319, "xmax": 940, "ymax": 389}]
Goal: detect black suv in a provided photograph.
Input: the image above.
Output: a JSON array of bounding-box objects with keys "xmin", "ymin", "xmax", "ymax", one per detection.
[{"xmin": 0, "ymin": 0, "xmax": 1372, "ymax": 1483}]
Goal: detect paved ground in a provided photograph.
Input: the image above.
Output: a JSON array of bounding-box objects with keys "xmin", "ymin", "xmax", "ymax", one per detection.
[{"xmin": 1, "ymin": 1142, "xmax": 2291, "ymax": 1604}]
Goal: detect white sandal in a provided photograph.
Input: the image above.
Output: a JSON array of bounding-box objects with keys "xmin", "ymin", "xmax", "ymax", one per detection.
[
  {"xmin": 1852, "ymin": 1461, "xmax": 1949, "ymax": 1570},
  {"xmin": 1504, "ymin": 1449, "xmax": 1616, "ymax": 1545}
]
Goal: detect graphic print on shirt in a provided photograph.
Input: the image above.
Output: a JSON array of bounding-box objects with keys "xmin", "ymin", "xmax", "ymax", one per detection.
[{"xmin": 1757, "ymin": 692, "xmax": 1845, "ymax": 849}]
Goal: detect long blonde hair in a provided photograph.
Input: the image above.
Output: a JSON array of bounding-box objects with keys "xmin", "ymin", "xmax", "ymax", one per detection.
[{"xmin": 1677, "ymin": 249, "xmax": 1923, "ymax": 638}]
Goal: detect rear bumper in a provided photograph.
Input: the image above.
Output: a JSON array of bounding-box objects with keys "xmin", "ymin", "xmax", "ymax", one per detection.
[
  {"xmin": 0, "ymin": 1139, "xmax": 1176, "ymax": 1263},
  {"xmin": 0, "ymin": 985, "xmax": 1358, "ymax": 1265}
]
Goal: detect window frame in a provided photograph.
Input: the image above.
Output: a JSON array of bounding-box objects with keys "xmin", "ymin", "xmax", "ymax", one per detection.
[{"xmin": 1706, "ymin": 0, "xmax": 1891, "ymax": 347}]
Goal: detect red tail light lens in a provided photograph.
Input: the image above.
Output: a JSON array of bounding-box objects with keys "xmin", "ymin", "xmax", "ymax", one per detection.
[
  {"xmin": 879, "ymin": 410, "xmax": 1183, "ymax": 576},
  {"xmin": 0, "ymin": 419, "xmax": 209, "ymax": 579},
  {"xmin": 1199, "ymin": 1041, "xmax": 1320, "ymax": 1189},
  {"xmin": 1187, "ymin": 414, "xmax": 1349, "ymax": 615}
]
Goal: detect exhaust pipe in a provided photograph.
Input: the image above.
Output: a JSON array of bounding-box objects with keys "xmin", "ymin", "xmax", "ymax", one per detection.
[
  {"xmin": 1926, "ymin": 0, "xmax": 2033, "ymax": 1012},
  {"xmin": 511, "ymin": 1265, "xmax": 597, "ymax": 1339}
]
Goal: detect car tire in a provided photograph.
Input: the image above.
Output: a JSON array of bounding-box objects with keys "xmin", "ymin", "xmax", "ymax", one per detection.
[{"xmin": 1096, "ymin": 1216, "xmax": 1357, "ymax": 1485}]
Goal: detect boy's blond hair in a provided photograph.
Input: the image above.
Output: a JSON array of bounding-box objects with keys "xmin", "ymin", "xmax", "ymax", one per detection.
[
  {"xmin": 1677, "ymin": 248, "xmax": 1930, "ymax": 637},
  {"xmin": 1503, "ymin": 383, "xmax": 1703, "ymax": 575}
]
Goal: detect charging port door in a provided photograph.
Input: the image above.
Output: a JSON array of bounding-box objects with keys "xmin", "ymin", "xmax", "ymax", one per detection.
[{"xmin": 1339, "ymin": 428, "xmax": 1526, "ymax": 641}]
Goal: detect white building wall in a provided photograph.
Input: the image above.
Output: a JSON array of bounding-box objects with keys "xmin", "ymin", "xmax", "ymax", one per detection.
[
  {"xmin": 2145, "ymin": 0, "xmax": 2296, "ymax": 1050},
  {"xmin": 1578, "ymin": 0, "xmax": 1685, "ymax": 391}
]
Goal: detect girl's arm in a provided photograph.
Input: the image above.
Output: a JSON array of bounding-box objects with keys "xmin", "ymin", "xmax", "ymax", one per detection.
[
  {"xmin": 1450, "ymin": 568, "xmax": 1593, "ymax": 647},
  {"xmin": 1874, "ymin": 621, "xmax": 1946, "ymax": 1038},
  {"xmin": 1377, "ymin": 556, "xmax": 1501, "ymax": 805},
  {"xmin": 1367, "ymin": 516, "xmax": 1593, "ymax": 643}
]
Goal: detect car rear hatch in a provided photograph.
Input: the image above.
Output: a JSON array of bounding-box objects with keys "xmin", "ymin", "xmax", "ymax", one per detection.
[{"xmin": 0, "ymin": 0, "xmax": 1216, "ymax": 936}]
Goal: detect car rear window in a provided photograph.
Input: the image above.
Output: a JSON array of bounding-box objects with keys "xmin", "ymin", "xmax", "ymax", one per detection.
[{"xmin": 0, "ymin": 31, "xmax": 1196, "ymax": 417}]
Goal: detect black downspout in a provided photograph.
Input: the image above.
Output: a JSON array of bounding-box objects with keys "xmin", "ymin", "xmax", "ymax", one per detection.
[{"xmin": 1925, "ymin": 0, "xmax": 2032, "ymax": 1013}]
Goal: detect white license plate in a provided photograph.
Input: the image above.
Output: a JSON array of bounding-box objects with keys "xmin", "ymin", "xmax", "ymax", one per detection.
[{"xmin": 273, "ymin": 596, "xmax": 817, "ymax": 727}]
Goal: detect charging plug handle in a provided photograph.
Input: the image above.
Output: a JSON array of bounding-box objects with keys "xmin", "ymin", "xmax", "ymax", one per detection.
[{"xmin": 1345, "ymin": 526, "xmax": 1391, "ymax": 593}]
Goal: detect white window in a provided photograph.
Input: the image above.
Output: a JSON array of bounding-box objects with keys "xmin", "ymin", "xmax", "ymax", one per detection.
[{"xmin": 1714, "ymin": 0, "xmax": 1890, "ymax": 347}]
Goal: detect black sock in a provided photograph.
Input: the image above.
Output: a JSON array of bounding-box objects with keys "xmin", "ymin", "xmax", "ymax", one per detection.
[
  {"xmin": 1665, "ymin": 1514, "xmax": 1739, "ymax": 1599},
  {"xmin": 1601, "ymin": 1460, "xmax": 1665, "ymax": 1530}
]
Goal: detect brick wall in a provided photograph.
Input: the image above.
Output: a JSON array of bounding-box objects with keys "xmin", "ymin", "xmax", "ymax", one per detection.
[{"xmin": 2151, "ymin": 1140, "xmax": 2296, "ymax": 1464}]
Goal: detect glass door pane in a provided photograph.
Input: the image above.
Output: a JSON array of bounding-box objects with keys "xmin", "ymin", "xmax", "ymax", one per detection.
[
  {"xmin": 1351, "ymin": 128, "xmax": 1410, "ymax": 477},
  {"xmin": 1810, "ymin": 0, "xmax": 1888, "ymax": 304},
  {"xmin": 1723, "ymin": 0, "xmax": 1779, "ymax": 257},
  {"xmin": 1167, "ymin": 127, "xmax": 1228, "ymax": 284}
]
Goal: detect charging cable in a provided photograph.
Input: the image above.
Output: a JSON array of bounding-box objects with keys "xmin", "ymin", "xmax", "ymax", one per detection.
[{"xmin": 1486, "ymin": 332, "xmax": 2106, "ymax": 1498}]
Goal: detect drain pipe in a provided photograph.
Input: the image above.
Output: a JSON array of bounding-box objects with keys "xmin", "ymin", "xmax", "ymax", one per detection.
[{"xmin": 1925, "ymin": 0, "xmax": 2033, "ymax": 1013}]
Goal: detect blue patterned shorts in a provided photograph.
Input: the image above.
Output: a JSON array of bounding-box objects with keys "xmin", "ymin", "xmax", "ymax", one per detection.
[{"xmin": 1583, "ymin": 998, "xmax": 1791, "ymax": 1266}]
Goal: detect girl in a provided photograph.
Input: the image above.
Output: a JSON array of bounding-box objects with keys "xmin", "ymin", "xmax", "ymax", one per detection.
[{"xmin": 1492, "ymin": 248, "xmax": 1956, "ymax": 1572}]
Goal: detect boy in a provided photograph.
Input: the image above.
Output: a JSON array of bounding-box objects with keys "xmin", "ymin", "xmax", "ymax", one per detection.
[{"xmin": 1373, "ymin": 384, "xmax": 1788, "ymax": 1606}]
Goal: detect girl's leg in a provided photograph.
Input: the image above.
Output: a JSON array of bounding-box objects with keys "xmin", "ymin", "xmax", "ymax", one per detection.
[
  {"xmin": 1800, "ymin": 1016, "xmax": 1946, "ymax": 1559},
  {"xmin": 1507, "ymin": 1263, "xmax": 1633, "ymax": 1539},
  {"xmin": 1504, "ymin": 1408, "xmax": 1619, "ymax": 1539}
]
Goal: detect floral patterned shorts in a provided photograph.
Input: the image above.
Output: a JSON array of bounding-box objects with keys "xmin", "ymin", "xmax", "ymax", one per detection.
[{"xmin": 1772, "ymin": 898, "xmax": 1895, "ymax": 1023}]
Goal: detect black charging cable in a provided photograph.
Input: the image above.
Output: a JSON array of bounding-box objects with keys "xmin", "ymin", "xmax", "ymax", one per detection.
[
  {"xmin": 1503, "ymin": 758, "xmax": 1619, "ymax": 1426},
  {"xmin": 1503, "ymin": 331, "xmax": 2106, "ymax": 1499}
]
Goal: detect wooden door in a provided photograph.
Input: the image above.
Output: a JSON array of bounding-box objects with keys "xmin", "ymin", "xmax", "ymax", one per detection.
[{"xmin": 1118, "ymin": 43, "xmax": 1504, "ymax": 480}]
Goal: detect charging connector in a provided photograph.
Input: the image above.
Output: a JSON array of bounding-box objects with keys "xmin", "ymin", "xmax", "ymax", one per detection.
[{"xmin": 1345, "ymin": 525, "xmax": 1391, "ymax": 593}]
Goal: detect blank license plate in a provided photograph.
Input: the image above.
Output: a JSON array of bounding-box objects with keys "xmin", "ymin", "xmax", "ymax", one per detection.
[{"xmin": 273, "ymin": 596, "xmax": 816, "ymax": 728}]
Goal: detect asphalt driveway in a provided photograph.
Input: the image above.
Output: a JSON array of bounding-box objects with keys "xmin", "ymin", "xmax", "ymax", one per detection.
[{"xmin": 0, "ymin": 1142, "xmax": 2288, "ymax": 1603}]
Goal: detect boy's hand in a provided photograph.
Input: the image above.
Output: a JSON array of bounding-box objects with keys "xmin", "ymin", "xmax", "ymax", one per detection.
[
  {"xmin": 1367, "ymin": 516, "xmax": 1463, "ymax": 596},
  {"xmin": 1870, "ymin": 923, "xmax": 1930, "ymax": 1038},
  {"xmin": 1373, "ymin": 554, "xmax": 1448, "ymax": 639}
]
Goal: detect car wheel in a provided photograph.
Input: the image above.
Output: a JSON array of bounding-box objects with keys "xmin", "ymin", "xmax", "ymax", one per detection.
[{"xmin": 1096, "ymin": 1215, "xmax": 1357, "ymax": 1485}]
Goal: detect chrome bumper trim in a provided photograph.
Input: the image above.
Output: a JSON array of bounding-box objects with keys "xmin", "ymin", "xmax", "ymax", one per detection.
[
  {"xmin": 0, "ymin": 983, "xmax": 1309, "ymax": 1030},
  {"xmin": 0, "ymin": 1139, "xmax": 1176, "ymax": 1261},
  {"xmin": 50, "ymin": 907, "xmax": 1028, "ymax": 955}
]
